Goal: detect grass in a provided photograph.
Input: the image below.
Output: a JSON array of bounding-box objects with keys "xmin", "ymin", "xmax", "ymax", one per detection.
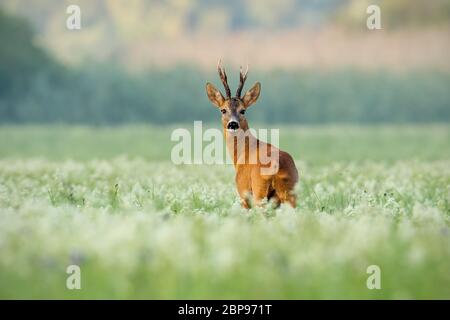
[
  {"xmin": 1, "ymin": 124, "xmax": 449, "ymax": 163},
  {"xmin": 0, "ymin": 125, "xmax": 449, "ymax": 299}
]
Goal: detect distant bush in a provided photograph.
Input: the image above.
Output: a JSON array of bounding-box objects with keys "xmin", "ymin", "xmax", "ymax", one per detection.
[
  {"xmin": 1, "ymin": 64, "xmax": 449, "ymax": 125},
  {"xmin": 1, "ymin": 8, "xmax": 449, "ymax": 125},
  {"xmin": 0, "ymin": 8, "xmax": 58, "ymax": 121}
]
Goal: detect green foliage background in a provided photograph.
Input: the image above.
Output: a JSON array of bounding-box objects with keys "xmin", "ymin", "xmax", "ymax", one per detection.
[{"xmin": 1, "ymin": 9, "xmax": 450, "ymax": 125}]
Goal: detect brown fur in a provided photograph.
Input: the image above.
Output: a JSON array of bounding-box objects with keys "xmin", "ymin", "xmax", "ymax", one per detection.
[{"xmin": 206, "ymin": 62, "xmax": 298, "ymax": 208}]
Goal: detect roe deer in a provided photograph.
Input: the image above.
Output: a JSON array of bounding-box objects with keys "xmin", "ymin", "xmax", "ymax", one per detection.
[{"xmin": 206, "ymin": 60, "xmax": 298, "ymax": 208}]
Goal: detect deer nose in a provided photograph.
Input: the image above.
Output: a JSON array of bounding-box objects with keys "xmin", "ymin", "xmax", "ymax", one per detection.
[{"xmin": 227, "ymin": 121, "xmax": 239, "ymax": 130}]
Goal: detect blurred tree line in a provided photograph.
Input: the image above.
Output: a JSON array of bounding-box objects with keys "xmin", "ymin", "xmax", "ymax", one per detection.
[
  {"xmin": 0, "ymin": 9, "xmax": 449, "ymax": 125},
  {"xmin": 4, "ymin": 0, "xmax": 449, "ymax": 36},
  {"xmin": 336, "ymin": 0, "xmax": 450, "ymax": 29}
]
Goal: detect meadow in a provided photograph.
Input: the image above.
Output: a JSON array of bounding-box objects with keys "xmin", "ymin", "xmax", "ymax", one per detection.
[{"xmin": 0, "ymin": 125, "xmax": 449, "ymax": 299}]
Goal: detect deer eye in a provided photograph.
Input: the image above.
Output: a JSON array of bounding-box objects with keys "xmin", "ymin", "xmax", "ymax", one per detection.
[
  {"xmin": 221, "ymin": 109, "xmax": 226, "ymax": 114},
  {"xmin": 240, "ymin": 109, "xmax": 246, "ymax": 115}
]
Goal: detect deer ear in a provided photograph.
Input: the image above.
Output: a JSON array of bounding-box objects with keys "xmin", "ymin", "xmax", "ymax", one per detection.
[
  {"xmin": 206, "ymin": 83, "xmax": 225, "ymax": 108},
  {"xmin": 242, "ymin": 82, "xmax": 261, "ymax": 108}
]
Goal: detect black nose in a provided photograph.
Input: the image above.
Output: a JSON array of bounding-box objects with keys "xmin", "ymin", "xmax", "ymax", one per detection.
[{"xmin": 227, "ymin": 121, "xmax": 239, "ymax": 130}]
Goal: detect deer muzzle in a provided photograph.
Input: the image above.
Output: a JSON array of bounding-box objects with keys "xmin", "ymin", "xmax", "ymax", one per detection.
[{"xmin": 227, "ymin": 119, "xmax": 239, "ymax": 131}]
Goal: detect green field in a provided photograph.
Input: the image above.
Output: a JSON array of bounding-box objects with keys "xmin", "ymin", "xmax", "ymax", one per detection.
[{"xmin": 0, "ymin": 125, "xmax": 449, "ymax": 299}]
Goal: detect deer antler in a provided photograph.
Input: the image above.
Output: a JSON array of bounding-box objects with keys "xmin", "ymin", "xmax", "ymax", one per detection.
[
  {"xmin": 236, "ymin": 64, "xmax": 249, "ymax": 98},
  {"xmin": 217, "ymin": 59, "xmax": 231, "ymax": 99}
]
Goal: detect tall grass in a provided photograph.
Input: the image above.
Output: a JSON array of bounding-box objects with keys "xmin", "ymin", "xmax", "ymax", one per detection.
[
  {"xmin": 0, "ymin": 125, "xmax": 449, "ymax": 298},
  {"xmin": 0, "ymin": 125, "xmax": 448, "ymax": 163}
]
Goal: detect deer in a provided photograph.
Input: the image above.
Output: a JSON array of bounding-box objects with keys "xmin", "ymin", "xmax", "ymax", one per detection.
[{"xmin": 206, "ymin": 60, "xmax": 299, "ymax": 209}]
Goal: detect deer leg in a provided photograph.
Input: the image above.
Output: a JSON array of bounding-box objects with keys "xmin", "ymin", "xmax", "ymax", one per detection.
[
  {"xmin": 237, "ymin": 188, "xmax": 251, "ymax": 209},
  {"xmin": 252, "ymin": 179, "xmax": 272, "ymax": 206},
  {"xmin": 240, "ymin": 197, "xmax": 251, "ymax": 209},
  {"xmin": 276, "ymin": 188, "xmax": 296, "ymax": 208},
  {"xmin": 236, "ymin": 171, "xmax": 252, "ymax": 209},
  {"xmin": 274, "ymin": 177, "xmax": 297, "ymax": 208},
  {"xmin": 269, "ymin": 194, "xmax": 281, "ymax": 208},
  {"xmin": 250, "ymin": 172, "xmax": 272, "ymax": 206},
  {"xmin": 267, "ymin": 187, "xmax": 280, "ymax": 208},
  {"xmin": 236, "ymin": 187, "xmax": 251, "ymax": 209},
  {"xmin": 287, "ymin": 193, "xmax": 296, "ymax": 208}
]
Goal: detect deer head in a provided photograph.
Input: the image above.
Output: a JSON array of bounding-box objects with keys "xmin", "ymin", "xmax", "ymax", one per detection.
[{"xmin": 206, "ymin": 60, "xmax": 261, "ymax": 133}]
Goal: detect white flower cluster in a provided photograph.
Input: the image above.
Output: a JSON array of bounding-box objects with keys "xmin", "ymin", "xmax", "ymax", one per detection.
[{"xmin": 0, "ymin": 158, "xmax": 449, "ymax": 298}]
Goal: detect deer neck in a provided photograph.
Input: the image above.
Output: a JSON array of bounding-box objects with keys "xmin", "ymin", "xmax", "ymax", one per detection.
[{"xmin": 224, "ymin": 127, "xmax": 257, "ymax": 167}]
